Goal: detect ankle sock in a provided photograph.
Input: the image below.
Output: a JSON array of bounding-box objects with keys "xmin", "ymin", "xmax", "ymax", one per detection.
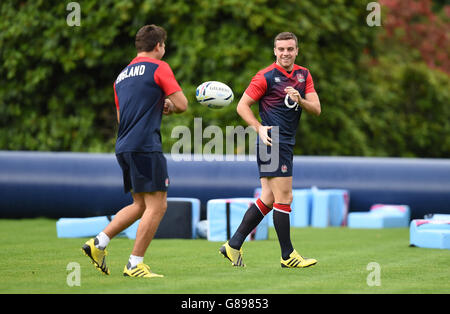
[
  {"xmin": 95, "ymin": 232, "xmax": 110, "ymax": 250},
  {"xmin": 128, "ymin": 255, "xmax": 144, "ymax": 269}
]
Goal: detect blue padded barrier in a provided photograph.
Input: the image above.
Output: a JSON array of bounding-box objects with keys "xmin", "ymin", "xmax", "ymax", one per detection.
[
  {"xmin": 291, "ymin": 189, "xmax": 313, "ymax": 227},
  {"xmin": 57, "ymin": 216, "xmax": 113, "ymax": 238},
  {"xmin": 428, "ymin": 214, "xmax": 450, "ymax": 220},
  {"xmin": 409, "ymin": 219, "xmax": 450, "ymax": 249},
  {"xmin": 348, "ymin": 204, "xmax": 410, "ymax": 228},
  {"xmin": 166, "ymin": 198, "xmax": 201, "ymax": 239},
  {"xmin": 57, "ymin": 215, "xmax": 132, "ymax": 238},
  {"xmin": 310, "ymin": 188, "xmax": 349, "ymax": 228},
  {"xmin": 57, "ymin": 215, "xmax": 135, "ymax": 239},
  {"xmin": 206, "ymin": 198, "xmax": 268, "ymax": 242},
  {"xmin": 1, "ymin": 151, "xmax": 450, "ymax": 219},
  {"xmin": 0, "ymin": 151, "xmax": 131, "ymax": 218}
]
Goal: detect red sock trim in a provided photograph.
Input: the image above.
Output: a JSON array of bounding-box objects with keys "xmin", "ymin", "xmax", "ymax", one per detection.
[
  {"xmin": 255, "ymin": 198, "xmax": 272, "ymax": 216},
  {"xmin": 273, "ymin": 203, "xmax": 291, "ymax": 213}
]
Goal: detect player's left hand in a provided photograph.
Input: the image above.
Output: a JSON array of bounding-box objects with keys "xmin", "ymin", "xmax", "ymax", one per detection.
[
  {"xmin": 284, "ymin": 86, "xmax": 302, "ymax": 104},
  {"xmin": 163, "ymin": 98, "xmax": 174, "ymax": 115}
]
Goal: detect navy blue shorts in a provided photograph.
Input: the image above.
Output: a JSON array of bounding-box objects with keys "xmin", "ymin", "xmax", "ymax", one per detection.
[
  {"xmin": 256, "ymin": 142, "xmax": 294, "ymax": 177},
  {"xmin": 116, "ymin": 152, "xmax": 169, "ymax": 193}
]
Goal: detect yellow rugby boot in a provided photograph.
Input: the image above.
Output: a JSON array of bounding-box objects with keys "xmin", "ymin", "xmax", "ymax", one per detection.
[
  {"xmin": 123, "ymin": 262, "xmax": 164, "ymax": 278},
  {"xmin": 219, "ymin": 241, "xmax": 245, "ymax": 267},
  {"xmin": 81, "ymin": 238, "xmax": 110, "ymax": 275},
  {"xmin": 280, "ymin": 249, "xmax": 317, "ymax": 268}
]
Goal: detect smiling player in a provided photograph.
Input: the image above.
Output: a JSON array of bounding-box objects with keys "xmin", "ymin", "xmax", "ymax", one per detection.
[{"xmin": 220, "ymin": 32, "xmax": 321, "ymax": 268}]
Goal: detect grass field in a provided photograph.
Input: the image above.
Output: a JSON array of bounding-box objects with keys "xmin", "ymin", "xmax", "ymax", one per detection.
[{"xmin": 0, "ymin": 218, "xmax": 449, "ymax": 294}]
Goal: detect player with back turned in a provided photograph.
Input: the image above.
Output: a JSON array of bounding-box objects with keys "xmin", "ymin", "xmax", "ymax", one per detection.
[
  {"xmin": 220, "ymin": 32, "xmax": 321, "ymax": 268},
  {"xmin": 82, "ymin": 24, "xmax": 188, "ymax": 278}
]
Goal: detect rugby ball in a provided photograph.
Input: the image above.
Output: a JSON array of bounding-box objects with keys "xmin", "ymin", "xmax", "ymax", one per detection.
[
  {"xmin": 196, "ymin": 220, "xmax": 208, "ymax": 239},
  {"xmin": 196, "ymin": 81, "xmax": 234, "ymax": 109}
]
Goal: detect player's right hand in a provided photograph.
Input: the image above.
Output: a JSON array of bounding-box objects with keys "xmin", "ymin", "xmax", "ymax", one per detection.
[
  {"xmin": 163, "ymin": 98, "xmax": 174, "ymax": 115},
  {"xmin": 258, "ymin": 125, "xmax": 273, "ymax": 146}
]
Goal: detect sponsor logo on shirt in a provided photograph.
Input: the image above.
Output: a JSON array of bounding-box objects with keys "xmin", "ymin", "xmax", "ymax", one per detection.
[{"xmin": 284, "ymin": 94, "xmax": 300, "ymax": 111}]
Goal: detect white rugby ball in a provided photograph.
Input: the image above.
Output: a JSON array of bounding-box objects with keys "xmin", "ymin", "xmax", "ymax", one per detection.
[
  {"xmin": 196, "ymin": 220, "xmax": 208, "ymax": 239},
  {"xmin": 196, "ymin": 81, "xmax": 234, "ymax": 109}
]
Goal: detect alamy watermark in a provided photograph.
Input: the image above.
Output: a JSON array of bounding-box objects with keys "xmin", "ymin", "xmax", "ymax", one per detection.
[
  {"xmin": 366, "ymin": 2, "xmax": 381, "ymax": 27},
  {"xmin": 66, "ymin": 2, "xmax": 81, "ymax": 27},
  {"xmin": 170, "ymin": 117, "xmax": 279, "ymax": 172},
  {"xmin": 366, "ymin": 262, "xmax": 381, "ymax": 287},
  {"xmin": 66, "ymin": 262, "xmax": 81, "ymax": 287}
]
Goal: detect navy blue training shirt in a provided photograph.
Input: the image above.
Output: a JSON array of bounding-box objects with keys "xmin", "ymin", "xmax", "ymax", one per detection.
[
  {"xmin": 114, "ymin": 56, "xmax": 181, "ymax": 153},
  {"xmin": 245, "ymin": 63, "xmax": 316, "ymax": 145}
]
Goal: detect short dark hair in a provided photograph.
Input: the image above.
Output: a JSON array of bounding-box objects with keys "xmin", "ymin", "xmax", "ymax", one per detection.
[
  {"xmin": 274, "ymin": 32, "xmax": 298, "ymax": 47},
  {"xmin": 135, "ymin": 24, "xmax": 167, "ymax": 52}
]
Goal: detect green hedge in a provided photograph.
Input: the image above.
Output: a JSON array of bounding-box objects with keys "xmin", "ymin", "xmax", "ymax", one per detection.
[{"xmin": 1, "ymin": 0, "xmax": 448, "ymax": 157}]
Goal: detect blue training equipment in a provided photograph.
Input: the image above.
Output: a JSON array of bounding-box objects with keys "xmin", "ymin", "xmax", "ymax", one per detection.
[
  {"xmin": 196, "ymin": 220, "xmax": 208, "ymax": 238},
  {"xmin": 57, "ymin": 216, "xmax": 116, "ymax": 238},
  {"xmin": 206, "ymin": 198, "xmax": 268, "ymax": 242},
  {"xmin": 409, "ymin": 218, "xmax": 450, "ymax": 249},
  {"xmin": 56, "ymin": 198, "xmax": 200, "ymax": 239},
  {"xmin": 310, "ymin": 188, "xmax": 349, "ymax": 228},
  {"xmin": 167, "ymin": 197, "xmax": 200, "ymax": 239},
  {"xmin": 2, "ymin": 151, "xmax": 450, "ymax": 220},
  {"xmin": 427, "ymin": 214, "xmax": 450, "ymax": 220},
  {"xmin": 348, "ymin": 204, "xmax": 410, "ymax": 228},
  {"xmin": 291, "ymin": 189, "xmax": 313, "ymax": 227}
]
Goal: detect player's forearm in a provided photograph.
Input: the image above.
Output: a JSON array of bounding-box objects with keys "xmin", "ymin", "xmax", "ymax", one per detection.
[
  {"xmin": 237, "ymin": 102, "xmax": 262, "ymax": 132},
  {"xmin": 167, "ymin": 91, "xmax": 188, "ymax": 114},
  {"xmin": 299, "ymin": 98, "xmax": 321, "ymax": 116},
  {"xmin": 171, "ymin": 105, "xmax": 186, "ymax": 114}
]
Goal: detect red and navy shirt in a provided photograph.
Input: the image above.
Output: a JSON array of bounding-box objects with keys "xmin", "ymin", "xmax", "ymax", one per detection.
[
  {"xmin": 114, "ymin": 56, "xmax": 181, "ymax": 153},
  {"xmin": 245, "ymin": 63, "xmax": 316, "ymax": 145}
]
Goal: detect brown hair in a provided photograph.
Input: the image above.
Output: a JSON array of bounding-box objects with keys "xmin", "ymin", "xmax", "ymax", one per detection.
[
  {"xmin": 135, "ymin": 24, "xmax": 167, "ymax": 52},
  {"xmin": 274, "ymin": 32, "xmax": 298, "ymax": 47}
]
